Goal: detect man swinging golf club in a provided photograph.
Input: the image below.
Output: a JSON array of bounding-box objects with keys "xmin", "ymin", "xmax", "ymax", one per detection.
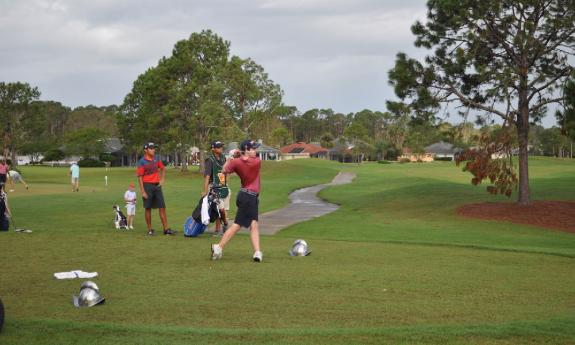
[{"xmin": 211, "ymin": 139, "xmax": 262, "ymax": 262}]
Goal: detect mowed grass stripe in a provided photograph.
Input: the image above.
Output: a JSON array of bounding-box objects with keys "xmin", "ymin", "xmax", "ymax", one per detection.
[
  {"xmin": 1, "ymin": 158, "xmax": 574, "ymax": 344},
  {"xmin": 3, "ymin": 315, "xmax": 575, "ymax": 345},
  {"xmin": 2, "ymin": 238, "xmax": 573, "ymax": 327}
]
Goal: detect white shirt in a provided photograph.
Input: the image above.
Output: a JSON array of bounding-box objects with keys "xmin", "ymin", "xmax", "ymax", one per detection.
[{"xmin": 124, "ymin": 190, "xmax": 136, "ymax": 205}]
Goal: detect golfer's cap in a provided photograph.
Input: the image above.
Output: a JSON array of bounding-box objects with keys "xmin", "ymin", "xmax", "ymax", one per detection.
[
  {"xmin": 143, "ymin": 142, "xmax": 156, "ymax": 149},
  {"xmin": 240, "ymin": 140, "xmax": 260, "ymax": 151},
  {"xmin": 211, "ymin": 141, "xmax": 224, "ymax": 149}
]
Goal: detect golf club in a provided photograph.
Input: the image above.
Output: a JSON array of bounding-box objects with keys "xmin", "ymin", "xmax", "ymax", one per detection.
[{"xmin": 11, "ymin": 214, "xmax": 32, "ymax": 233}]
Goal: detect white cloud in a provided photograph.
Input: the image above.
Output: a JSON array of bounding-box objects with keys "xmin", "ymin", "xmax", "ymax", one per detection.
[
  {"xmin": 0, "ymin": 0, "xmax": 420, "ymax": 111},
  {"xmin": 0, "ymin": 0, "xmax": 558, "ymax": 126}
]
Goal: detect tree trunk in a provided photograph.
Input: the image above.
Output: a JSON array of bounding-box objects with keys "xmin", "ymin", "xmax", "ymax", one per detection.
[
  {"xmin": 179, "ymin": 148, "xmax": 188, "ymax": 172},
  {"xmin": 240, "ymin": 95, "xmax": 246, "ymax": 133},
  {"xmin": 11, "ymin": 148, "xmax": 17, "ymax": 167},
  {"xmin": 516, "ymin": 87, "xmax": 530, "ymax": 205}
]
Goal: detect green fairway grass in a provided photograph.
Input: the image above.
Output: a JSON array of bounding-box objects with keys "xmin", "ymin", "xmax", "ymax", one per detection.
[{"xmin": 0, "ymin": 157, "xmax": 574, "ymax": 344}]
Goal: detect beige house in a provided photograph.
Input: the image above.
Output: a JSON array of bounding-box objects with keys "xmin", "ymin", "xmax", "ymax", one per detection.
[{"xmin": 398, "ymin": 147, "xmax": 434, "ymax": 162}]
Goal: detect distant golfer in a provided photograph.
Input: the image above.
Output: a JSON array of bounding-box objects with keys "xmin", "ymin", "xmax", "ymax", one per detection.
[
  {"xmin": 137, "ymin": 142, "xmax": 175, "ymax": 236},
  {"xmin": 69, "ymin": 162, "xmax": 80, "ymax": 192},
  {"xmin": 7, "ymin": 170, "xmax": 29, "ymax": 191},
  {"xmin": 0, "ymin": 159, "xmax": 9, "ymax": 191},
  {"xmin": 124, "ymin": 182, "xmax": 137, "ymax": 229},
  {"xmin": 211, "ymin": 139, "xmax": 262, "ymax": 262}
]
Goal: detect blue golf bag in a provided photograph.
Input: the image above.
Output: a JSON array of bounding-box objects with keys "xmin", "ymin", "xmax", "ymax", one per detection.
[
  {"xmin": 183, "ymin": 216, "xmax": 206, "ymax": 237},
  {"xmin": 183, "ymin": 194, "xmax": 219, "ymax": 237}
]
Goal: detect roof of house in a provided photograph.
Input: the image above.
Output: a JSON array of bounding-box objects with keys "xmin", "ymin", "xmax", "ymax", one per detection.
[
  {"xmin": 424, "ymin": 141, "xmax": 460, "ymax": 155},
  {"xmin": 280, "ymin": 142, "xmax": 328, "ymax": 154},
  {"xmin": 103, "ymin": 138, "xmax": 123, "ymax": 153},
  {"xmin": 225, "ymin": 141, "xmax": 279, "ymax": 153},
  {"xmin": 258, "ymin": 143, "xmax": 280, "ymax": 153}
]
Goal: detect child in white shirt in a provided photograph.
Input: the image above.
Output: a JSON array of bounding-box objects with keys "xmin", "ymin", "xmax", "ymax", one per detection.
[{"xmin": 124, "ymin": 183, "xmax": 137, "ymax": 229}]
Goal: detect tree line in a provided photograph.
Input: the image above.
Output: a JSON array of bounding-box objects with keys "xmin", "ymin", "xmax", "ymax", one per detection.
[
  {"xmin": 1, "ymin": 78, "xmax": 571, "ymax": 167},
  {"xmin": 1, "ymin": 1, "xmax": 574, "ymax": 205}
]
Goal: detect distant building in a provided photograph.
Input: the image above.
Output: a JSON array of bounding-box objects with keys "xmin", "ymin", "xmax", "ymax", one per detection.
[
  {"xmin": 327, "ymin": 140, "xmax": 356, "ymax": 163},
  {"xmin": 224, "ymin": 141, "xmax": 280, "ymax": 161},
  {"xmin": 280, "ymin": 142, "xmax": 328, "ymax": 160},
  {"xmin": 0, "ymin": 155, "xmax": 44, "ymax": 165},
  {"xmin": 398, "ymin": 141, "xmax": 461, "ymax": 162},
  {"xmin": 103, "ymin": 138, "xmax": 130, "ymax": 167},
  {"xmin": 424, "ymin": 141, "xmax": 461, "ymax": 161},
  {"xmin": 398, "ymin": 147, "xmax": 434, "ymax": 162}
]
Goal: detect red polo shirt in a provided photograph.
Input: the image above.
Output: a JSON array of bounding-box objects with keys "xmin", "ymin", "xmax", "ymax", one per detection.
[
  {"xmin": 224, "ymin": 156, "xmax": 261, "ymax": 193},
  {"xmin": 137, "ymin": 155, "xmax": 164, "ymax": 183}
]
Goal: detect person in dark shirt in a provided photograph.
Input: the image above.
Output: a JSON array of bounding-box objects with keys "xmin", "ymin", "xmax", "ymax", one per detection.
[{"xmin": 203, "ymin": 140, "xmax": 230, "ymax": 236}]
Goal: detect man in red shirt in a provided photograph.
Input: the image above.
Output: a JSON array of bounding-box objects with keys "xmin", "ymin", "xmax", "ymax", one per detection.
[
  {"xmin": 137, "ymin": 142, "xmax": 175, "ymax": 236},
  {"xmin": 211, "ymin": 139, "xmax": 263, "ymax": 262}
]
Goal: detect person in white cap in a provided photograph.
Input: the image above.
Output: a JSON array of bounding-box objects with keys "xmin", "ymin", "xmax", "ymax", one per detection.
[{"xmin": 124, "ymin": 182, "xmax": 137, "ymax": 229}]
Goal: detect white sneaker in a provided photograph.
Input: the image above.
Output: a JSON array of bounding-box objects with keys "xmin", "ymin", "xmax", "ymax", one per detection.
[
  {"xmin": 129, "ymin": 226, "xmax": 134, "ymax": 230},
  {"xmin": 211, "ymin": 244, "xmax": 223, "ymax": 260},
  {"xmin": 253, "ymin": 251, "xmax": 263, "ymax": 262}
]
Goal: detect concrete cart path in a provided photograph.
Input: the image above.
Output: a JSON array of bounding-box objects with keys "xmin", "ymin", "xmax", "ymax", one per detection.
[{"xmin": 239, "ymin": 171, "xmax": 356, "ymax": 235}]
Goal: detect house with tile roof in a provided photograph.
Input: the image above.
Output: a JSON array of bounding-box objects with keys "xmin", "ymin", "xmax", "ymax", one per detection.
[{"xmin": 279, "ymin": 142, "xmax": 328, "ymax": 160}]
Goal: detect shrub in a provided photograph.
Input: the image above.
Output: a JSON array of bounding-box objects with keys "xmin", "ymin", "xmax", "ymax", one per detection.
[
  {"xmin": 99, "ymin": 153, "xmax": 115, "ymax": 163},
  {"xmin": 78, "ymin": 158, "xmax": 106, "ymax": 167},
  {"xmin": 434, "ymin": 156, "xmax": 453, "ymax": 161},
  {"xmin": 385, "ymin": 147, "xmax": 401, "ymax": 161},
  {"xmin": 42, "ymin": 149, "xmax": 65, "ymax": 162},
  {"xmin": 398, "ymin": 158, "xmax": 411, "ymax": 163},
  {"xmin": 377, "ymin": 160, "xmax": 393, "ymax": 164}
]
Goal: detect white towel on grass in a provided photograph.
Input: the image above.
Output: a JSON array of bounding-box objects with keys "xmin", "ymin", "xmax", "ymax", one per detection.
[{"xmin": 54, "ymin": 270, "xmax": 98, "ymax": 279}]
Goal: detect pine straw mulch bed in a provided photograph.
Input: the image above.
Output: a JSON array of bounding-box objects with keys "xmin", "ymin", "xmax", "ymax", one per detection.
[{"xmin": 457, "ymin": 200, "xmax": 575, "ymax": 233}]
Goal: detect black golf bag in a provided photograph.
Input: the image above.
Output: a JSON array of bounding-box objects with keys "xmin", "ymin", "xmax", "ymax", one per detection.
[
  {"xmin": 113, "ymin": 206, "xmax": 128, "ymax": 229},
  {"xmin": 192, "ymin": 191, "xmax": 220, "ymax": 223},
  {"xmin": 184, "ymin": 191, "xmax": 220, "ymax": 237}
]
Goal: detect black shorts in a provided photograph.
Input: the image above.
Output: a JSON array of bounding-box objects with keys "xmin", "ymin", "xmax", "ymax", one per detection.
[
  {"xmin": 0, "ymin": 174, "xmax": 6, "ymax": 184},
  {"xmin": 234, "ymin": 190, "xmax": 259, "ymax": 228},
  {"xmin": 142, "ymin": 183, "xmax": 166, "ymax": 209}
]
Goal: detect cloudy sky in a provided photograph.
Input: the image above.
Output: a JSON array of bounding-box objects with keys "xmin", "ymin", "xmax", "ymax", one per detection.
[{"xmin": 0, "ymin": 1, "xmax": 560, "ymax": 126}]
